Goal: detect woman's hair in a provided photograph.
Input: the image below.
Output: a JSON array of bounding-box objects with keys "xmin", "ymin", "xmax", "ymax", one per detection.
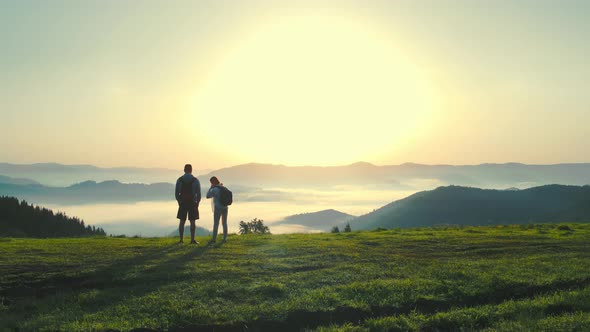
[{"xmin": 210, "ymin": 176, "xmax": 220, "ymax": 185}]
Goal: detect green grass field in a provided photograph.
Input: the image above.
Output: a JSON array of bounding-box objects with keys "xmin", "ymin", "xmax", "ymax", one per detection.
[{"xmin": 1, "ymin": 223, "xmax": 590, "ymax": 331}]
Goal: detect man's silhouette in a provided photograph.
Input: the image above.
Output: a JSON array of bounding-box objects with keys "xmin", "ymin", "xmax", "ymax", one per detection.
[{"xmin": 175, "ymin": 164, "xmax": 201, "ymax": 244}]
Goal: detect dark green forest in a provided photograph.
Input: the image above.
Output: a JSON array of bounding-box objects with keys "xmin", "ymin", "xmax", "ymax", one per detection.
[
  {"xmin": 353, "ymin": 184, "xmax": 590, "ymax": 230},
  {"xmin": 0, "ymin": 196, "xmax": 105, "ymax": 237}
]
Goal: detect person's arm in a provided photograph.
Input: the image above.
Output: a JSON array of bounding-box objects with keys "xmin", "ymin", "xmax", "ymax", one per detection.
[
  {"xmin": 194, "ymin": 178, "xmax": 201, "ymax": 204},
  {"xmin": 175, "ymin": 179, "xmax": 182, "ymax": 204},
  {"xmin": 206, "ymin": 186, "xmax": 216, "ymax": 199}
]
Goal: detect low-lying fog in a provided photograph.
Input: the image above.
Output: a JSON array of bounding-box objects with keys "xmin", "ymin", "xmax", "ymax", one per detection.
[{"xmin": 42, "ymin": 187, "xmax": 417, "ymax": 236}]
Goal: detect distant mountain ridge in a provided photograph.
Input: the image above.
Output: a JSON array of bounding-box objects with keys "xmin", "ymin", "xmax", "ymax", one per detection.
[
  {"xmin": 352, "ymin": 184, "xmax": 590, "ymax": 230},
  {"xmin": 200, "ymin": 162, "xmax": 590, "ymax": 189},
  {"xmin": 0, "ymin": 175, "xmax": 40, "ymax": 186},
  {"xmin": 274, "ymin": 209, "xmax": 356, "ymax": 231},
  {"xmin": 0, "ymin": 163, "xmax": 203, "ymax": 187},
  {"xmin": 0, "ymin": 181, "xmax": 174, "ymax": 204},
  {"xmin": 0, "ymin": 180, "xmax": 281, "ymax": 205},
  {"xmin": 3, "ymin": 161, "xmax": 590, "ymax": 189}
]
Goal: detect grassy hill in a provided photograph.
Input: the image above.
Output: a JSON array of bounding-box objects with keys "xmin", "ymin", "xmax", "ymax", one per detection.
[
  {"xmin": 353, "ymin": 184, "xmax": 590, "ymax": 230},
  {"xmin": 275, "ymin": 209, "xmax": 356, "ymax": 231},
  {"xmin": 1, "ymin": 223, "xmax": 590, "ymax": 331}
]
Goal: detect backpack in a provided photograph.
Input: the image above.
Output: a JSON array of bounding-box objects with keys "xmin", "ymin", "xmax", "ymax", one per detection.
[
  {"xmin": 218, "ymin": 185, "xmax": 233, "ymax": 206},
  {"xmin": 180, "ymin": 177, "xmax": 195, "ymax": 204}
]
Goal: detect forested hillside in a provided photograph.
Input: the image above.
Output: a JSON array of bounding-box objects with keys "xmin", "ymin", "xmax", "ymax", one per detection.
[
  {"xmin": 0, "ymin": 196, "xmax": 106, "ymax": 237},
  {"xmin": 353, "ymin": 184, "xmax": 590, "ymax": 230}
]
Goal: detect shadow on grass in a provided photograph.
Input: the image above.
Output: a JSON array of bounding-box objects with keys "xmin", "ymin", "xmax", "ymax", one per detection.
[
  {"xmin": 2, "ymin": 243, "xmax": 197, "ymax": 297},
  {"xmin": 160, "ymin": 276, "xmax": 590, "ymax": 332},
  {"xmin": 4, "ymin": 235, "xmax": 590, "ymax": 331},
  {"xmin": 1, "ymin": 241, "xmax": 215, "ymax": 329}
]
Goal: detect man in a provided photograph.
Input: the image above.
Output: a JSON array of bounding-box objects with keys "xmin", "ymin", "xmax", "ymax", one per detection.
[{"xmin": 175, "ymin": 164, "xmax": 201, "ymax": 244}]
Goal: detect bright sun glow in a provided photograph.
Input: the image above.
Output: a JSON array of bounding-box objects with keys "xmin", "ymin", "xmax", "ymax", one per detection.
[{"xmin": 190, "ymin": 15, "xmax": 439, "ymax": 165}]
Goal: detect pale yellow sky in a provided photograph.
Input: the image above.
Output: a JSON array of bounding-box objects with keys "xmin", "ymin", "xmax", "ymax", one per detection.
[{"xmin": 1, "ymin": 1, "xmax": 589, "ymax": 169}]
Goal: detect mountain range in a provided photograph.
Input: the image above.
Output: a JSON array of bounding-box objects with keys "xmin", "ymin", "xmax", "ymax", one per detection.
[
  {"xmin": 0, "ymin": 177, "xmax": 288, "ymax": 205},
  {"xmin": 0, "ymin": 162, "xmax": 208, "ymax": 187},
  {"xmin": 0, "ymin": 175, "xmax": 40, "ymax": 186},
  {"xmin": 0, "ymin": 180, "xmax": 174, "ymax": 204},
  {"xmin": 3, "ymin": 162, "xmax": 590, "ymax": 189},
  {"xmin": 200, "ymin": 162, "xmax": 590, "ymax": 189},
  {"xmin": 3, "ymin": 180, "xmax": 589, "ymax": 235},
  {"xmin": 2, "ymin": 162, "xmax": 590, "ymax": 234}
]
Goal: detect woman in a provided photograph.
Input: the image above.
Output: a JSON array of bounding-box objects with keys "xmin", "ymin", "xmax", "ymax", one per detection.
[{"xmin": 206, "ymin": 176, "xmax": 228, "ymax": 244}]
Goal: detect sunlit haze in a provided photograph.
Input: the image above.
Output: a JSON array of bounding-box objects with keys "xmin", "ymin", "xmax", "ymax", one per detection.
[
  {"xmin": 1, "ymin": 0, "xmax": 589, "ymax": 169},
  {"xmin": 190, "ymin": 14, "xmax": 438, "ymax": 165}
]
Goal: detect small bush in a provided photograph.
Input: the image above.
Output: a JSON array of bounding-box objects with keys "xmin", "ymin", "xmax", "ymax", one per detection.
[
  {"xmin": 239, "ymin": 218, "xmax": 270, "ymax": 234},
  {"xmin": 344, "ymin": 223, "xmax": 352, "ymax": 233}
]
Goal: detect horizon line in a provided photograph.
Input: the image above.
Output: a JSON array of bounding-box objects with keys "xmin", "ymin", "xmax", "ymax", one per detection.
[{"xmin": 2, "ymin": 160, "xmax": 590, "ymax": 171}]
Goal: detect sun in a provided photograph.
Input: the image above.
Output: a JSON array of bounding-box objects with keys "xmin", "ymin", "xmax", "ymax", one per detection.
[{"xmin": 189, "ymin": 14, "xmax": 438, "ymax": 166}]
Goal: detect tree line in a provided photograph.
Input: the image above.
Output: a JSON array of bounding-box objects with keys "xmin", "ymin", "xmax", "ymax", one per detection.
[
  {"xmin": 331, "ymin": 223, "xmax": 352, "ymax": 233},
  {"xmin": 0, "ymin": 196, "xmax": 106, "ymax": 237}
]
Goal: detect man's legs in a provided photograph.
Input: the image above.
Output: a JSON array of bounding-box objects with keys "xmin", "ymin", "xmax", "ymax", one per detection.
[
  {"xmin": 178, "ymin": 219, "xmax": 186, "ymax": 243},
  {"xmin": 189, "ymin": 219, "xmax": 197, "ymax": 243}
]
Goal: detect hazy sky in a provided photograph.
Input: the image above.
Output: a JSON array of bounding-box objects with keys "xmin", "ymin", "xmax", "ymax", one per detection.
[{"xmin": 1, "ymin": 0, "xmax": 589, "ymax": 169}]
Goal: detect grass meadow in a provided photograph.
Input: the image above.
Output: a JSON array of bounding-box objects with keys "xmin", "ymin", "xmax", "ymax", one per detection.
[{"xmin": 1, "ymin": 223, "xmax": 590, "ymax": 331}]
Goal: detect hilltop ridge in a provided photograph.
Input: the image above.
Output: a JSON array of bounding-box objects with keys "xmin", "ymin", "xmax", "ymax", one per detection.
[
  {"xmin": 274, "ymin": 209, "xmax": 356, "ymax": 231},
  {"xmin": 353, "ymin": 184, "xmax": 590, "ymax": 230}
]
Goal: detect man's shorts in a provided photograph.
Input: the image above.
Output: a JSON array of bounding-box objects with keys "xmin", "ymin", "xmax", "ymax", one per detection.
[{"xmin": 177, "ymin": 202, "xmax": 199, "ymax": 221}]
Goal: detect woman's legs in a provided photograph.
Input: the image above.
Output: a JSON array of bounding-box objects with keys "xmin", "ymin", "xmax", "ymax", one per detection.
[
  {"xmin": 221, "ymin": 209, "xmax": 228, "ymax": 240},
  {"xmin": 212, "ymin": 208, "xmax": 221, "ymax": 242}
]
